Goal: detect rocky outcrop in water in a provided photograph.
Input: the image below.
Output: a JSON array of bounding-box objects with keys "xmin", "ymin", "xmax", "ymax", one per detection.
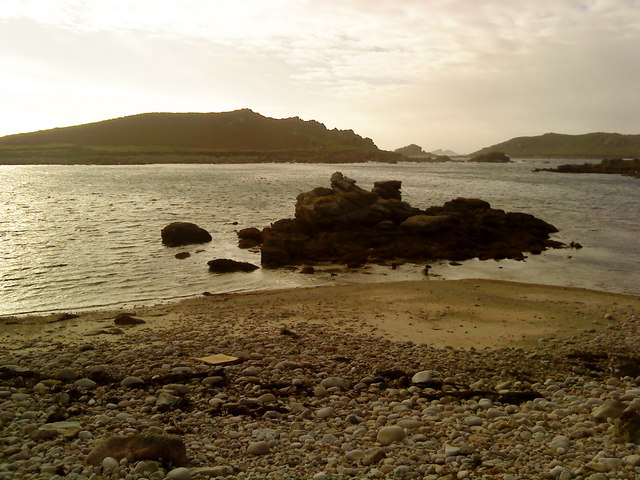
[
  {"xmin": 250, "ymin": 172, "xmax": 562, "ymax": 268},
  {"xmin": 468, "ymin": 151, "xmax": 511, "ymax": 163},
  {"xmin": 208, "ymin": 259, "xmax": 259, "ymax": 273},
  {"xmin": 534, "ymin": 158, "xmax": 640, "ymax": 178},
  {"xmin": 161, "ymin": 222, "xmax": 212, "ymax": 247}
]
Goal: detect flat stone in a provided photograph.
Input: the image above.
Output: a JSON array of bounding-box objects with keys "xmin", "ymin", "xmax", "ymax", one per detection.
[
  {"xmin": 54, "ymin": 368, "xmax": 78, "ymax": 382},
  {"xmin": 73, "ymin": 378, "xmax": 97, "ymax": 389},
  {"xmin": 120, "ymin": 376, "xmax": 145, "ymax": 388},
  {"xmin": 195, "ymin": 354, "xmax": 240, "ymax": 366},
  {"xmin": 316, "ymin": 407, "xmax": 336, "ymax": 419},
  {"xmin": 320, "ymin": 376, "xmax": 350, "ymax": 390}
]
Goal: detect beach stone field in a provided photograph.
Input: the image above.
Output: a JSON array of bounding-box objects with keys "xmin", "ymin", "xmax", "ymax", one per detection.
[{"xmin": 1, "ymin": 285, "xmax": 639, "ymax": 480}]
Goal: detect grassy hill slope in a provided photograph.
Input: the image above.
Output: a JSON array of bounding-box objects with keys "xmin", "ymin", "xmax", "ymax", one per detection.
[
  {"xmin": 0, "ymin": 110, "xmax": 400, "ymax": 164},
  {"xmin": 471, "ymin": 132, "xmax": 640, "ymax": 158}
]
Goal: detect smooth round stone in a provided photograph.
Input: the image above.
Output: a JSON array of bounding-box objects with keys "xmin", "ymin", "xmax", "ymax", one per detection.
[
  {"xmin": 345, "ymin": 450, "xmax": 365, "ymax": 462},
  {"xmin": 397, "ymin": 418, "xmax": 422, "ymax": 429},
  {"xmin": 247, "ymin": 441, "xmax": 270, "ymax": 455},
  {"xmin": 257, "ymin": 393, "xmax": 276, "ymax": 404},
  {"xmin": 201, "ymin": 376, "xmax": 224, "ymax": 386},
  {"xmin": 444, "ymin": 445, "xmax": 461, "ymax": 457},
  {"xmin": 376, "ymin": 425, "xmax": 405, "ymax": 445},
  {"xmin": 102, "ymin": 456, "xmax": 119, "ymax": 470},
  {"xmin": 78, "ymin": 431, "xmax": 93, "ymax": 440},
  {"xmin": 242, "ymin": 366, "xmax": 260, "ymax": 376},
  {"xmin": 463, "ymin": 416, "xmax": 483, "ymax": 427},
  {"xmin": 55, "ymin": 368, "xmax": 79, "ymax": 382},
  {"xmin": 320, "ymin": 376, "xmax": 350, "ymax": 390},
  {"xmin": 411, "ymin": 370, "xmax": 433, "ymax": 384},
  {"xmin": 316, "ymin": 407, "xmax": 336, "ymax": 419},
  {"xmin": 321, "ymin": 434, "xmax": 338, "ymax": 443},
  {"xmin": 167, "ymin": 467, "xmax": 192, "ymax": 480},
  {"xmin": 549, "ymin": 465, "xmax": 572, "ymax": 479},
  {"xmin": 73, "ymin": 378, "xmax": 97, "ymax": 389},
  {"xmin": 549, "ymin": 435, "xmax": 571, "ymax": 452},
  {"xmin": 312, "ymin": 473, "xmax": 330, "ymax": 480},
  {"xmin": 120, "ymin": 376, "xmax": 145, "ymax": 388}
]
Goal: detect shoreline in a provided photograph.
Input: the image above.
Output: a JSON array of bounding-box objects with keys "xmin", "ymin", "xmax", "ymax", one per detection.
[{"xmin": 2, "ymin": 278, "xmax": 639, "ymax": 351}]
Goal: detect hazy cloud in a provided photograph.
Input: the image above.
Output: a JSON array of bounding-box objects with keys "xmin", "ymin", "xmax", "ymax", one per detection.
[{"xmin": 1, "ymin": 0, "xmax": 639, "ymax": 152}]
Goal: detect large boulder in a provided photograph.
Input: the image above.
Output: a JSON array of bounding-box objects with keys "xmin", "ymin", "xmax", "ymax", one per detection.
[{"xmin": 161, "ymin": 222, "xmax": 211, "ymax": 247}]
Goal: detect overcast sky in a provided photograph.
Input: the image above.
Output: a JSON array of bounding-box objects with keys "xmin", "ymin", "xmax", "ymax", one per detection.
[{"xmin": 1, "ymin": 0, "xmax": 639, "ymax": 153}]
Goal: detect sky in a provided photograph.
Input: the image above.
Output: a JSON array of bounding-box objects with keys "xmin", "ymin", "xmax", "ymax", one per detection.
[{"xmin": 1, "ymin": 0, "xmax": 639, "ymax": 154}]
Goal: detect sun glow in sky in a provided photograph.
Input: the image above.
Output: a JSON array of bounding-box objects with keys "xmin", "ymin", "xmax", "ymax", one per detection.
[{"xmin": 1, "ymin": 0, "xmax": 639, "ymax": 153}]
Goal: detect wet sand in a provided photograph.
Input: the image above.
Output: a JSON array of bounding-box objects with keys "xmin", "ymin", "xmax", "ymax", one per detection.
[{"xmin": 2, "ymin": 279, "xmax": 638, "ymax": 351}]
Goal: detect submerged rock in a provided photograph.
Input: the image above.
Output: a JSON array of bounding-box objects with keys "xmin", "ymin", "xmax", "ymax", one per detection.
[
  {"xmin": 161, "ymin": 222, "xmax": 212, "ymax": 247},
  {"xmin": 254, "ymin": 172, "xmax": 563, "ymax": 268},
  {"xmin": 208, "ymin": 258, "xmax": 259, "ymax": 273}
]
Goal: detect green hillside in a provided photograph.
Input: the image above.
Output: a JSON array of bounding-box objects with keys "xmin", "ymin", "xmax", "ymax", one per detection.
[
  {"xmin": 471, "ymin": 132, "xmax": 640, "ymax": 158},
  {"xmin": 0, "ymin": 109, "xmax": 400, "ymax": 164}
]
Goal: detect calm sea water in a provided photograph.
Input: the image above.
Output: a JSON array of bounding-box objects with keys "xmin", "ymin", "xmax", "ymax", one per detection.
[{"xmin": 1, "ymin": 160, "xmax": 638, "ymax": 315}]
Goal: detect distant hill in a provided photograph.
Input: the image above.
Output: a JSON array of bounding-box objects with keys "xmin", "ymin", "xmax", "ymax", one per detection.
[
  {"xmin": 431, "ymin": 148, "xmax": 459, "ymax": 157},
  {"xmin": 471, "ymin": 132, "xmax": 640, "ymax": 158},
  {"xmin": 394, "ymin": 144, "xmax": 428, "ymax": 157},
  {"xmin": 393, "ymin": 144, "xmax": 452, "ymax": 162},
  {"xmin": 0, "ymin": 109, "xmax": 401, "ymax": 164}
]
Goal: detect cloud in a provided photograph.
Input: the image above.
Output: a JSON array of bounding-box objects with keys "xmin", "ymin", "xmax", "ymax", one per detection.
[{"xmin": 1, "ymin": 0, "xmax": 639, "ymax": 151}]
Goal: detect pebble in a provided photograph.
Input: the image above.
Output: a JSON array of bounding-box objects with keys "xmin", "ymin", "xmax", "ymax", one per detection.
[
  {"xmin": 247, "ymin": 441, "xmax": 270, "ymax": 455},
  {"xmin": 411, "ymin": 370, "xmax": 433, "ymax": 383},
  {"xmin": 1, "ymin": 298, "xmax": 639, "ymax": 480},
  {"xmin": 120, "ymin": 376, "xmax": 145, "ymax": 388},
  {"xmin": 166, "ymin": 467, "xmax": 192, "ymax": 480},
  {"xmin": 376, "ymin": 425, "xmax": 406, "ymax": 445}
]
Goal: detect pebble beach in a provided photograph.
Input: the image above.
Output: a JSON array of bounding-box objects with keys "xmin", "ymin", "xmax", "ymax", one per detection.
[{"xmin": 1, "ymin": 279, "xmax": 639, "ymax": 480}]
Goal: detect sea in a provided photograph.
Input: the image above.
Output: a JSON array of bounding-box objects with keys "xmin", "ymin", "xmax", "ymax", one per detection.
[{"xmin": 1, "ymin": 159, "xmax": 638, "ymax": 316}]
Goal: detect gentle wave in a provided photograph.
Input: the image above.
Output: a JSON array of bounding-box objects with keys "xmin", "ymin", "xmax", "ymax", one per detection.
[{"xmin": 1, "ymin": 161, "xmax": 638, "ymax": 315}]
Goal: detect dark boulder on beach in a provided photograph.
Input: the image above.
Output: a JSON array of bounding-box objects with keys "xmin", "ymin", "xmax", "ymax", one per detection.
[
  {"xmin": 208, "ymin": 258, "xmax": 259, "ymax": 273},
  {"xmin": 161, "ymin": 222, "xmax": 212, "ymax": 247},
  {"xmin": 254, "ymin": 172, "xmax": 563, "ymax": 268}
]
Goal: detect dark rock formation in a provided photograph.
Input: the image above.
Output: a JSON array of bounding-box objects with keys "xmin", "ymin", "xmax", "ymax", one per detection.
[
  {"xmin": 161, "ymin": 222, "xmax": 212, "ymax": 247},
  {"xmin": 534, "ymin": 158, "xmax": 640, "ymax": 179},
  {"xmin": 237, "ymin": 227, "xmax": 263, "ymax": 249},
  {"xmin": 394, "ymin": 144, "xmax": 428, "ymax": 157},
  {"xmin": 469, "ymin": 151, "xmax": 511, "ymax": 163},
  {"xmin": 113, "ymin": 313, "xmax": 146, "ymax": 326},
  {"xmin": 85, "ymin": 433, "xmax": 187, "ymax": 466},
  {"xmin": 253, "ymin": 172, "xmax": 563, "ymax": 268},
  {"xmin": 208, "ymin": 259, "xmax": 259, "ymax": 273}
]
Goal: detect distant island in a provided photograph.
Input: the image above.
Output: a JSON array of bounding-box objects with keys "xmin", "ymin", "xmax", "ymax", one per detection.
[
  {"xmin": 534, "ymin": 158, "xmax": 640, "ymax": 179},
  {"xmin": 393, "ymin": 144, "xmax": 452, "ymax": 162},
  {"xmin": 471, "ymin": 132, "xmax": 640, "ymax": 158},
  {"xmin": 0, "ymin": 109, "xmax": 402, "ymax": 165}
]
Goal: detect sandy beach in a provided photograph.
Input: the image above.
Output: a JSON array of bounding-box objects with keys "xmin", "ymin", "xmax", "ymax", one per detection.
[{"xmin": 1, "ymin": 279, "xmax": 639, "ymax": 479}]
